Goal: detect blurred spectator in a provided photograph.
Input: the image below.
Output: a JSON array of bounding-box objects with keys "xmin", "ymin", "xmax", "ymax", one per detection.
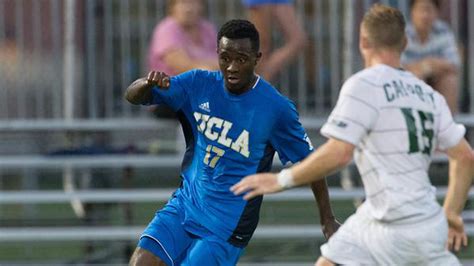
[
  {"xmin": 148, "ymin": 0, "xmax": 218, "ymax": 75},
  {"xmin": 401, "ymin": 0, "xmax": 461, "ymax": 113},
  {"xmin": 146, "ymin": 0, "xmax": 218, "ymax": 153},
  {"xmin": 147, "ymin": 0, "xmax": 218, "ymax": 121},
  {"xmin": 0, "ymin": 29, "xmax": 60, "ymax": 119},
  {"xmin": 242, "ymin": 0, "xmax": 306, "ymax": 82}
]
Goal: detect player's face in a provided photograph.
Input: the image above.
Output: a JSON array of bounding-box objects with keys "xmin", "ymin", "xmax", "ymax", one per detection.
[{"xmin": 218, "ymin": 37, "xmax": 261, "ymax": 94}]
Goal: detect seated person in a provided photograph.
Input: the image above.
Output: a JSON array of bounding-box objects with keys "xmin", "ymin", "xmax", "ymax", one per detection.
[
  {"xmin": 242, "ymin": 0, "xmax": 307, "ymax": 82},
  {"xmin": 401, "ymin": 0, "xmax": 461, "ymax": 113},
  {"xmin": 148, "ymin": 0, "xmax": 218, "ymax": 119}
]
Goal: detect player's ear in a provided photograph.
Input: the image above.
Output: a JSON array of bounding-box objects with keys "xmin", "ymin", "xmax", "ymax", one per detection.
[
  {"xmin": 401, "ymin": 34, "xmax": 407, "ymax": 51},
  {"xmin": 359, "ymin": 24, "xmax": 371, "ymax": 51},
  {"xmin": 360, "ymin": 35, "xmax": 370, "ymax": 50},
  {"xmin": 255, "ymin": 52, "xmax": 262, "ymax": 65}
]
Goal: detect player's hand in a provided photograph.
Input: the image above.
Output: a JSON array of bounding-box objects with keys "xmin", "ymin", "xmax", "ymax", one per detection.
[
  {"xmin": 231, "ymin": 173, "xmax": 282, "ymax": 200},
  {"xmin": 321, "ymin": 217, "xmax": 341, "ymax": 240},
  {"xmin": 146, "ymin": 71, "xmax": 170, "ymax": 89},
  {"xmin": 446, "ymin": 214, "xmax": 468, "ymax": 252}
]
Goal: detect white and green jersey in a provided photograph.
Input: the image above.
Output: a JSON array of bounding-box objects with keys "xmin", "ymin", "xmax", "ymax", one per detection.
[{"xmin": 321, "ymin": 64, "xmax": 466, "ymax": 223}]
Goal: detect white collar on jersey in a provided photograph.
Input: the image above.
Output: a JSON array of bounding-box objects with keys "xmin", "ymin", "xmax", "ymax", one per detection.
[{"xmin": 251, "ymin": 75, "xmax": 261, "ymax": 89}]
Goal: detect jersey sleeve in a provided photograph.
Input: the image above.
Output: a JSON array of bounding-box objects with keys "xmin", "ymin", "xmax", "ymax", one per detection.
[
  {"xmin": 436, "ymin": 93, "xmax": 466, "ymax": 150},
  {"xmin": 148, "ymin": 70, "xmax": 198, "ymax": 111},
  {"xmin": 270, "ymin": 99, "xmax": 313, "ymax": 165},
  {"xmin": 321, "ymin": 77, "xmax": 379, "ymax": 145}
]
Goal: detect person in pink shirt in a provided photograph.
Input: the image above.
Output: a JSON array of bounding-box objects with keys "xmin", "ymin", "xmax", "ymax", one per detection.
[
  {"xmin": 147, "ymin": 0, "xmax": 218, "ymax": 121},
  {"xmin": 148, "ymin": 0, "xmax": 218, "ymax": 76}
]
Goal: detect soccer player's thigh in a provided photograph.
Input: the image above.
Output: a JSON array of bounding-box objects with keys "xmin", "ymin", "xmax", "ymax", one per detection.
[
  {"xmin": 135, "ymin": 197, "xmax": 193, "ymax": 266},
  {"xmin": 364, "ymin": 212, "xmax": 458, "ymax": 265},
  {"xmin": 181, "ymin": 236, "xmax": 243, "ymax": 266},
  {"xmin": 413, "ymin": 213, "xmax": 460, "ymax": 265}
]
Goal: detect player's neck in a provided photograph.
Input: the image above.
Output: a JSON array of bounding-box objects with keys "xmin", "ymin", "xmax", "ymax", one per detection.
[
  {"xmin": 365, "ymin": 51, "xmax": 402, "ymax": 69},
  {"xmin": 241, "ymin": 74, "xmax": 259, "ymax": 93}
]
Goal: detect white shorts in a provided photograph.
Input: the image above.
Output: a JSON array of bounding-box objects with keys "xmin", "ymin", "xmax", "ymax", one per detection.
[{"xmin": 320, "ymin": 205, "xmax": 460, "ymax": 265}]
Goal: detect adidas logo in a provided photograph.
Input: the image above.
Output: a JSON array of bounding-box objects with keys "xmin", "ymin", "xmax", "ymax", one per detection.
[{"xmin": 198, "ymin": 102, "xmax": 210, "ymax": 112}]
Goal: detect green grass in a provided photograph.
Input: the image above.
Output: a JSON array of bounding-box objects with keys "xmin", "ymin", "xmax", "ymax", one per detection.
[{"xmin": 0, "ymin": 242, "xmax": 84, "ymax": 261}]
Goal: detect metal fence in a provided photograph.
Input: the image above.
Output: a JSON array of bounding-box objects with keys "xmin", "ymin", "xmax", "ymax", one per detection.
[{"xmin": 0, "ymin": 0, "xmax": 473, "ymax": 122}]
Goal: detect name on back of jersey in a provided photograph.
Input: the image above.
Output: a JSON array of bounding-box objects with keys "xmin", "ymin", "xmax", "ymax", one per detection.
[
  {"xmin": 194, "ymin": 111, "xmax": 250, "ymax": 158},
  {"xmin": 383, "ymin": 80, "xmax": 435, "ymax": 106}
]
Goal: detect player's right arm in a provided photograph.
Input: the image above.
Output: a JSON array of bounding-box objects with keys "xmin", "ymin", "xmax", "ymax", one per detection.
[
  {"xmin": 443, "ymin": 138, "xmax": 474, "ymax": 252},
  {"xmin": 125, "ymin": 71, "xmax": 170, "ymax": 105},
  {"xmin": 232, "ymin": 77, "xmax": 375, "ymax": 197}
]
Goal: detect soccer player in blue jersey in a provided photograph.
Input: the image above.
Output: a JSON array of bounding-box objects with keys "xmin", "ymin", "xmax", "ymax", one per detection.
[{"xmin": 126, "ymin": 19, "xmax": 339, "ymax": 266}]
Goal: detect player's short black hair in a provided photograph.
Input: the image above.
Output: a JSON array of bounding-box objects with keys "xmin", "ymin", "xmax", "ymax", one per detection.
[
  {"xmin": 217, "ymin": 19, "xmax": 260, "ymax": 53},
  {"xmin": 409, "ymin": 0, "xmax": 440, "ymax": 10}
]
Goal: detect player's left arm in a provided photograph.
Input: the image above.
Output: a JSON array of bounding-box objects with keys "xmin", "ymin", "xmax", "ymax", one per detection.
[
  {"xmin": 434, "ymin": 92, "xmax": 472, "ymax": 252},
  {"xmin": 310, "ymin": 179, "xmax": 341, "ymax": 239},
  {"xmin": 443, "ymin": 138, "xmax": 474, "ymax": 252}
]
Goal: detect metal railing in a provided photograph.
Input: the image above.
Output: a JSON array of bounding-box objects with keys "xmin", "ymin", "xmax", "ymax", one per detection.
[
  {"xmin": 1, "ymin": 187, "xmax": 472, "ymax": 204},
  {"xmin": 1, "ymin": 188, "xmax": 473, "ymax": 242}
]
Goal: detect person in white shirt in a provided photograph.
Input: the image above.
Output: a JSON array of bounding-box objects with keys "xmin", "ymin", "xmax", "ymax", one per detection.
[
  {"xmin": 231, "ymin": 4, "xmax": 474, "ymax": 265},
  {"xmin": 401, "ymin": 0, "xmax": 461, "ymax": 113}
]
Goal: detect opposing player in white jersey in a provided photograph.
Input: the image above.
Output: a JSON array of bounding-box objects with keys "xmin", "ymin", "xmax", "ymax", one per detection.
[{"xmin": 232, "ymin": 4, "xmax": 474, "ymax": 265}]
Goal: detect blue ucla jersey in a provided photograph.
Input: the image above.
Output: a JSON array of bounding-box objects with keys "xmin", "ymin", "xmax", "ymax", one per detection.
[{"xmin": 149, "ymin": 69, "xmax": 313, "ymax": 247}]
